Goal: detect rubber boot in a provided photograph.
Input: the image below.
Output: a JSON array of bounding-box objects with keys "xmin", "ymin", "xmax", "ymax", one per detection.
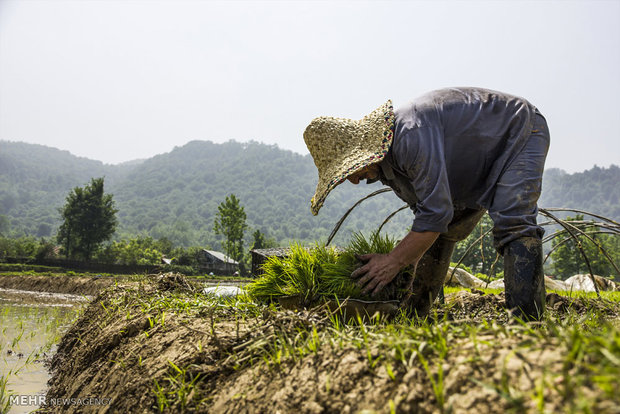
[
  {"xmin": 403, "ymin": 238, "xmax": 455, "ymax": 318},
  {"xmin": 392, "ymin": 209, "xmax": 485, "ymax": 318},
  {"xmin": 401, "ymin": 208, "xmax": 486, "ymax": 318},
  {"xmin": 503, "ymin": 236, "xmax": 546, "ymax": 321}
]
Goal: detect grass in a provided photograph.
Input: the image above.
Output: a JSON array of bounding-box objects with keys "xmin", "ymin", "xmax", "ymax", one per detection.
[
  {"xmin": 0, "ymin": 265, "xmax": 252, "ymax": 282},
  {"xmin": 152, "ymin": 361, "xmax": 203, "ymax": 411},
  {"xmin": 0, "ymin": 375, "xmax": 10, "ymax": 414},
  {"xmin": 0, "ymin": 268, "xmax": 135, "ymax": 279},
  {"xmin": 232, "ymin": 301, "xmax": 617, "ymax": 407}
]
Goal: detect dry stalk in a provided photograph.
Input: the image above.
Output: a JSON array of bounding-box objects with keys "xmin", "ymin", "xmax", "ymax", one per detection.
[
  {"xmin": 326, "ymin": 188, "xmax": 392, "ymax": 246},
  {"xmin": 539, "ymin": 209, "xmax": 601, "ymax": 298},
  {"xmin": 328, "ymin": 192, "xmax": 620, "ymax": 302}
]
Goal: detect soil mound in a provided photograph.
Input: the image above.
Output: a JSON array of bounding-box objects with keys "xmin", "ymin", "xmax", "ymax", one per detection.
[
  {"xmin": 41, "ymin": 276, "xmax": 620, "ymax": 413},
  {"xmin": 0, "ymin": 274, "xmax": 115, "ymax": 296}
]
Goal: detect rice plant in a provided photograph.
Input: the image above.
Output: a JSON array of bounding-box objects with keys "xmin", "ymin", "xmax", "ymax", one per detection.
[
  {"xmin": 246, "ymin": 231, "xmax": 400, "ymax": 303},
  {"xmin": 0, "ymin": 374, "xmax": 12, "ymax": 414},
  {"xmin": 246, "ymin": 243, "xmax": 333, "ymax": 301}
]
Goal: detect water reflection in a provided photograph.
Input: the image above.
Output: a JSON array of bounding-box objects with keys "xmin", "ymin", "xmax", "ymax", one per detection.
[{"xmin": 0, "ymin": 288, "xmax": 87, "ymax": 414}]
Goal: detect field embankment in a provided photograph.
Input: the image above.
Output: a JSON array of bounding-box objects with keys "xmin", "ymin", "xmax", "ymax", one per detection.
[
  {"xmin": 0, "ymin": 274, "xmax": 117, "ymax": 296},
  {"xmin": 36, "ymin": 274, "xmax": 620, "ymax": 413},
  {"xmin": 0, "ymin": 272, "xmax": 250, "ymax": 298}
]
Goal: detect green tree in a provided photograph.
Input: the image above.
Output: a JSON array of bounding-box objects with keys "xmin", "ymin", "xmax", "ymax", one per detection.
[
  {"xmin": 57, "ymin": 177, "xmax": 118, "ymax": 260},
  {"xmin": 587, "ymin": 233, "xmax": 620, "ymax": 279},
  {"xmin": 95, "ymin": 237, "xmax": 163, "ymax": 265},
  {"xmin": 250, "ymin": 229, "xmax": 278, "ymax": 250},
  {"xmin": 213, "ymin": 194, "xmax": 247, "ymax": 263},
  {"xmin": 35, "ymin": 238, "xmax": 58, "ymax": 260},
  {"xmin": 0, "ymin": 236, "xmax": 39, "ymax": 258},
  {"xmin": 452, "ymin": 213, "xmax": 503, "ymax": 276},
  {"xmin": 550, "ymin": 215, "xmax": 587, "ymax": 278},
  {"xmin": 0, "ymin": 215, "xmax": 9, "ymax": 236}
]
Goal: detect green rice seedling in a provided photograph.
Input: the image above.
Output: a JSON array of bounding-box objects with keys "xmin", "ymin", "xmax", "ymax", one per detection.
[
  {"xmin": 550, "ymin": 317, "xmax": 620, "ymax": 409},
  {"xmin": 533, "ymin": 372, "xmax": 547, "ymax": 413},
  {"xmin": 161, "ymin": 361, "xmax": 202, "ymax": 411},
  {"xmin": 306, "ymin": 325, "xmax": 321, "ymax": 355},
  {"xmin": 282, "ymin": 243, "xmax": 323, "ymax": 298},
  {"xmin": 152, "ymin": 379, "xmax": 170, "ymax": 412},
  {"xmin": 357, "ymin": 315, "xmax": 381, "ymax": 369},
  {"xmin": 384, "ymin": 361, "xmax": 396, "ymax": 381},
  {"xmin": 247, "ymin": 231, "xmax": 401, "ymax": 303},
  {"xmin": 10, "ymin": 329, "xmax": 23, "ymax": 348},
  {"xmin": 388, "ymin": 399, "xmax": 397, "ymax": 414},
  {"xmin": 244, "ymin": 256, "xmax": 288, "ymax": 300},
  {"xmin": 417, "ymin": 344, "xmax": 446, "ymax": 411},
  {"xmin": 0, "ymin": 374, "xmax": 12, "ymax": 414}
]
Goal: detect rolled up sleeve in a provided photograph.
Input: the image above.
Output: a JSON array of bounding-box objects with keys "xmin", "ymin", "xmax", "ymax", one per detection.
[{"xmin": 394, "ymin": 126, "xmax": 454, "ymax": 233}]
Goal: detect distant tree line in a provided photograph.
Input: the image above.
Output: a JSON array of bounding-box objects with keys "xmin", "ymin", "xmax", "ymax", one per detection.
[
  {"xmin": 1, "ymin": 140, "xmax": 618, "ymax": 279},
  {"xmin": 0, "ymin": 178, "xmax": 280, "ymax": 276},
  {"xmin": 540, "ymin": 166, "xmax": 620, "ymax": 220}
]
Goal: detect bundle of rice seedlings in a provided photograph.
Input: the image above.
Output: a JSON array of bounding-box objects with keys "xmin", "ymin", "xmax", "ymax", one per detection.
[
  {"xmin": 320, "ymin": 231, "xmax": 398, "ymax": 298},
  {"xmin": 246, "ymin": 243, "xmax": 338, "ymax": 301},
  {"xmin": 247, "ymin": 231, "xmax": 402, "ymax": 303}
]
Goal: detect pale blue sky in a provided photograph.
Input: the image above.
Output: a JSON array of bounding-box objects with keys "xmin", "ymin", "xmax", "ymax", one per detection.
[{"xmin": 1, "ymin": 0, "xmax": 618, "ymax": 173}]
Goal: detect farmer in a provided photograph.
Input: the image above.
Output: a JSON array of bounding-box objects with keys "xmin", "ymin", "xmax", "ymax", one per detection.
[{"xmin": 303, "ymin": 87, "xmax": 550, "ymax": 320}]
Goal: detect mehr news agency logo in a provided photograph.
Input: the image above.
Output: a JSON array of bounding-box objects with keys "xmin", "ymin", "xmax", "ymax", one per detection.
[{"xmin": 10, "ymin": 394, "xmax": 112, "ymax": 407}]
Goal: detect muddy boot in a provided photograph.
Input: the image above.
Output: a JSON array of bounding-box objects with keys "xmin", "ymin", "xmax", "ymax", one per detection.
[
  {"xmin": 402, "ymin": 208, "xmax": 486, "ymax": 318},
  {"xmin": 503, "ymin": 237, "xmax": 546, "ymax": 321},
  {"xmin": 402, "ymin": 238, "xmax": 455, "ymax": 318}
]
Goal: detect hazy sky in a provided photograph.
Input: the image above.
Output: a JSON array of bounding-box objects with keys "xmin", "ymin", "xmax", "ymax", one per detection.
[{"xmin": 1, "ymin": 0, "xmax": 618, "ymax": 173}]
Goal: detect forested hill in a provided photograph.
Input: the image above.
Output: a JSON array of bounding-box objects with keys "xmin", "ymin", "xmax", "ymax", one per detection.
[
  {"xmin": 539, "ymin": 166, "xmax": 620, "ymax": 219},
  {"xmin": 1, "ymin": 140, "xmax": 618, "ymax": 247},
  {"xmin": 0, "ymin": 142, "xmax": 137, "ymax": 238},
  {"xmin": 109, "ymin": 140, "xmax": 407, "ymax": 247},
  {"xmin": 0, "ymin": 140, "xmax": 407, "ymax": 246}
]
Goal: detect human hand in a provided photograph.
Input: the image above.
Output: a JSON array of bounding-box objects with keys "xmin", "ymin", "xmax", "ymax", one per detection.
[{"xmin": 351, "ymin": 253, "xmax": 401, "ymax": 297}]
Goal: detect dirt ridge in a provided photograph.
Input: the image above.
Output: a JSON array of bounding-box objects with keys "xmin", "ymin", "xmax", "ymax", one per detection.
[
  {"xmin": 0, "ymin": 274, "xmax": 116, "ymax": 296},
  {"xmin": 40, "ymin": 276, "xmax": 620, "ymax": 413}
]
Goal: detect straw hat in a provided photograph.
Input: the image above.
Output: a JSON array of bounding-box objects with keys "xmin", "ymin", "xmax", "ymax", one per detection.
[{"xmin": 303, "ymin": 100, "xmax": 395, "ymax": 215}]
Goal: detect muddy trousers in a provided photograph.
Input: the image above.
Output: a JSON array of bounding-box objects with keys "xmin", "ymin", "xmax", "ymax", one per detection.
[
  {"xmin": 403, "ymin": 208, "xmax": 486, "ymax": 318},
  {"xmin": 503, "ymin": 237, "xmax": 545, "ymax": 320}
]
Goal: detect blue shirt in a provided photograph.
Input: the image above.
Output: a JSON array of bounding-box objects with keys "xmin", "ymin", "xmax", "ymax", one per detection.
[{"xmin": 378, "ymin": 87, "xmax": 539, "ymax": 233}]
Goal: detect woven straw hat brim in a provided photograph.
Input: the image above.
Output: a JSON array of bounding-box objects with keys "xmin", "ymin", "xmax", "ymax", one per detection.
[{"xmin": 304, "ymin": 100, "xmax": 394, "ymax": 215}]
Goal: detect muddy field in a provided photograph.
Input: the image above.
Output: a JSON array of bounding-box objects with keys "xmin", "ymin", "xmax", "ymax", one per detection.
[{"xmin": 25, "ymin": 273, "xmax": 617, "ymax": 413}]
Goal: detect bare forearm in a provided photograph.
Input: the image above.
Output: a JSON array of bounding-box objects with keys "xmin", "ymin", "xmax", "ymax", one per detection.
[{"xmin": 388, "ymin": 230, "xmax": 440, "ymax": 269}]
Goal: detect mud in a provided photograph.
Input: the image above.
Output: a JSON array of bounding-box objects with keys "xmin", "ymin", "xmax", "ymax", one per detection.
[
  {"xmin": 39, "ymin": 276, "xmax": 620, "ymax": 413},
  {"xmin": 0, "ymin": 274, "xmax": 116, "ymax": 296}
]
